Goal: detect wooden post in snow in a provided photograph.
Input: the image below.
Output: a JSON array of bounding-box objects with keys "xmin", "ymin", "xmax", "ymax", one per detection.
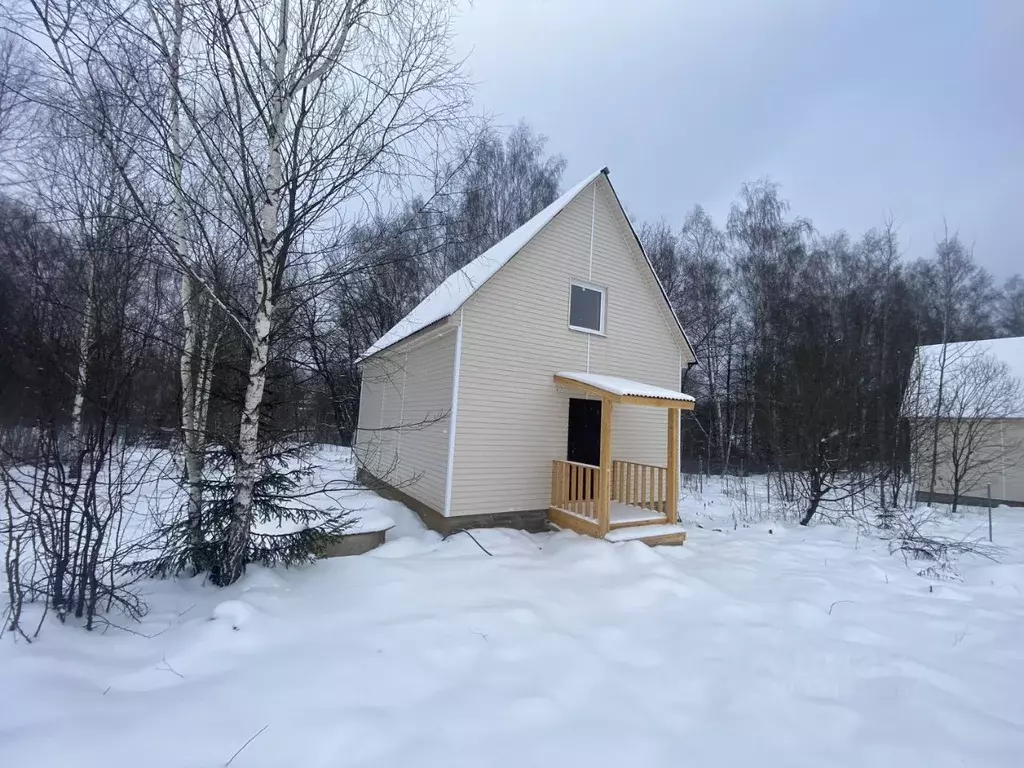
[
  {"xmin": 598, "ymin": 398, "xmax": 613, "ymax": 536},
  {"xmin": 987, "ymin": 483, "xmax": 993, "ymax": 543},
  {"xmin": 667, "ymin": 408, "xmax": 679, "ymax": 525}
]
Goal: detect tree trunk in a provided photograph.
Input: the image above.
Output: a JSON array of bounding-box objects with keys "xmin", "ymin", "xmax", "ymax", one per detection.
[
  {"xmin": 168, "ymin": 0, "xmax": 210, "ymax": 571},
  {"xmin": 800, "ymin": 466, "xmax": 824, "ymax": 526},
  {"xmin": 179, "ymin": 276, "xmax": 204, "ymax": 559},
  {"xmin": 221, "ymin": 3, "xmax": 290, "ymax": 585},
  {"xmin": 927, "ymin": 338, "xmax": 948, "ymax": 503},
  {"xmin": 69, "ymin": 258, "xmax": 94, "ymax": 475}
]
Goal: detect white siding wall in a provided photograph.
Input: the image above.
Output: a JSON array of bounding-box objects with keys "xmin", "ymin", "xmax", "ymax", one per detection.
[
  {"xmin": 1002, "ymin": 421, "xmax": 1024, "ymax": 503},
  {"xmin": 354, "ymin": 355, "xmax": 403, "ymax": 485},
  {"xmin": 354, "ymin": 361, "xmax": 381, "ymax": 455},
  {"xmin": 449, "ymin": 175, "xmax": 687, "ymax": 517},
  {"xmin": 355, "ymin": 328, "xmax": 456, "ymax": 512},
  {"xmin": 914, "ymin": 418, "xmax": 1024, "ymax": 504}
]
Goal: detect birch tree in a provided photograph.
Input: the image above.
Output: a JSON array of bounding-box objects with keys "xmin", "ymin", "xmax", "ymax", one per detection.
[
  {"xmin": 30, "ymin": 70, "xmax": 148, "ymax": 469},
  {"xmin": 16, "ymin": 0, "xmax": 224, "ymax": 570},
  {"xmin": 160, "ymin": 0, "xmax": 217, "ymax": 570},
  {"xmin": 147, "ymin": 0, "xmax": 467, "ymax": 583},
  {"xmin": 20, "ymin": 0, "xmax": 467, "ymax": 582}
]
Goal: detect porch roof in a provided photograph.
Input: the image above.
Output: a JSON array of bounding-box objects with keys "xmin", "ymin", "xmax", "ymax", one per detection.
[{"xmin": 554, "ymin": 372, "xmax": 696, "ymax": 410}]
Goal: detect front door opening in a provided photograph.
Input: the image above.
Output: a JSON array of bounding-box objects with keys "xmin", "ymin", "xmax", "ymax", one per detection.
[{"xmin": 567, "ymin": 398, "xmax": 602, "ymax": 467}]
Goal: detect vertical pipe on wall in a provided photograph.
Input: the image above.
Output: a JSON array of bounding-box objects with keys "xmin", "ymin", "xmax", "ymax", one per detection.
[
  {"xmin": 443, "ymin": 311, "xmax": 464, "ymax": 517},
  {"xmin": 396, "ymin": 352, "xmax": 408, "ymax": 461},
  {"xmin": 586, "ymin": 183, "xmax": 596, "ymax": 374}
]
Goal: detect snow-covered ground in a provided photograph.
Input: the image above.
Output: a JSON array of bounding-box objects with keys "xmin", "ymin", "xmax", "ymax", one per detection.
[{"xmin": 2, "ymin": 450, "xmax": 1024, "ymax": 767}]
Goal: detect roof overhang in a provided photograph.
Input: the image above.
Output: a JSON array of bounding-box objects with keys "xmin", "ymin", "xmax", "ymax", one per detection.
[
  {"xmin": 555, "ymin": 372, "xmax": 696, "ymax": 410},
  {"xmin": 356, "ymin": 316, "xmax": 452, "ymax": 366}
]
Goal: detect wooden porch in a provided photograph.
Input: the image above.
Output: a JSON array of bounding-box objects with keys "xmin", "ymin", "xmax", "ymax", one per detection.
[{"xmin": 548, "ymin": 372, "xmax": 695, "ymax": 546}]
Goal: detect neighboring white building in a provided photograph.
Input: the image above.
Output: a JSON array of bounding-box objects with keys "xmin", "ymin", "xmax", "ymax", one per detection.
[
  {"xmin": 909, "ymin": 336, "xmax": 1024, "ymax": 506},
  {"xmin": 354, "ymin": 168, "xmax": 697, "ymax": 544}
]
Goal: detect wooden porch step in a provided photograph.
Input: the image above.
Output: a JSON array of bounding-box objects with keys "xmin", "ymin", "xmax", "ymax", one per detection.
[
  {"xmin": 609, "ymin": 515, "xmax": 666, "ymax": 529},
  {"xmin": 604, "ymin": 523, "xmax": 687, "ymax": 547},
  {"xmin": 608, "ymin": 501, "xmax": 666, "ymax": 528}
]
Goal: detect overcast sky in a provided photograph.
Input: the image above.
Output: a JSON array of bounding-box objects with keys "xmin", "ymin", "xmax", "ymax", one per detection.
[{"xmin": 453, "ymin": 0, "xmax": 1023, "ymax": 276}]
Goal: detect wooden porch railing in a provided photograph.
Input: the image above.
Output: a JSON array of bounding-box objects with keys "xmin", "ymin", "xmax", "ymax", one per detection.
[
  {"xmin": 612, "ymin": 460, "xmax": 667, "ymax": 517},
  {"xmin": 551, "ymin": 459, "xmax": 601, "ymax": 522},
  {"xmin": 550, "ymin": 457, "xmax": 678, "ymax": 537}
]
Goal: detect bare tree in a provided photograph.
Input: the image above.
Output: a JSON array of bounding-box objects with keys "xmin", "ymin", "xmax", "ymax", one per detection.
[
  {"xmin": 1, "ymin": 83, "xmax": 163, "ymax": 634},
  {"xmin": 912, "ymin": 345, "xmax": 1023, "ymax": 514},
  {"xmin": 19, "ymin": 0, "xmax": 469, "ymax": 583},
  {"xmin": 998, "ymin": 275, "xmax": 1024, "ymax": 336},
  {"xmin": 727, "ymin": 180, "xmax": 813, "ymax": 465},
  {"xmin": 912, "ymin": 229, "xmax": 1000, "ymax": 500},
  {"xmin": 149, "ymin": 0, "xmax": 467, "ymax": 583},
  {"xmin": 156, "ymin": 0, "xmax": 221, "ymax": 570},
  {"xmin": 439, "ymin": 121, "xmax": 565, "ymax": 275},
  {"xmin": 0, "ymin": 30, "xmax": 33, "ymax": 160},
  {"xmin": 677, "ymin": 206, "xmax": 736, "ymax": 470}
]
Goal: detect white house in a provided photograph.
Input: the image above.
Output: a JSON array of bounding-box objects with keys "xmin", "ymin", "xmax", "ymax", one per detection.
[
  {"xmin": 909, "ymin": 336, "xmax": 1024, "ymax": 507},
  {"xmin": 354, "ymin": 168, "xmax": 697, "ymax": 544}
]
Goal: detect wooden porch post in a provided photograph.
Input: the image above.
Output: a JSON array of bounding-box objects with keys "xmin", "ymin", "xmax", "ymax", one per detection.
[
  {"xmin": 667, "ymin": 407, "xmax": 679, "ymax": 525},
  {"xmin": 598, "ymin": 397, "xmax": 613, "ymax": 536}
]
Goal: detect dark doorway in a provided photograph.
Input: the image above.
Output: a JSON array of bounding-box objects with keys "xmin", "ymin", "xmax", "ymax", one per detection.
[{"xmin": 567, "ymin": 398, "xmax": 602, "ymax": 466}]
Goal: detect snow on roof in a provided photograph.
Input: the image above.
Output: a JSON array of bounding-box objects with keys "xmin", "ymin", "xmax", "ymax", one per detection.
[
  {"xmin": 358, "ymin": 168, "xmax": 607, "ymax": 362},
  {"xmin": 917, "ymin": 337, "xmax": 1024, "ymax": 385},
  {"xmin": 911, "ymin": 336, "xmax": 1024, "ymax": 418},
  {"xmin": 556, "ymin": 371, "xmax": 695, "ymax": 403}
]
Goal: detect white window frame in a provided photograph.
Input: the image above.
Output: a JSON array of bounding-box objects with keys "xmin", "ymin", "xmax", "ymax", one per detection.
[{"xmin": 567, "ymin": 279, "xmax": 607, "ymax": 336}]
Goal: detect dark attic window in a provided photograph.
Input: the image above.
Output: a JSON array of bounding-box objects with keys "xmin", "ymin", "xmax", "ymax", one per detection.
[{"xmin": 569, "ymin": 281, "xmax": 605, "ymax": 334}]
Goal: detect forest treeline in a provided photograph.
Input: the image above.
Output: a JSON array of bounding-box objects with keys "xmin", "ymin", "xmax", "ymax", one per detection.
[{"xmin": 3, "ymin": 113, "xmax": 1021, "ymax": 476}]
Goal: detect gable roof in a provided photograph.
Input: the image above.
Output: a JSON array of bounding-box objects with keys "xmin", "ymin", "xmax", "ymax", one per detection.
[
  {"xmin": 910, "ymin": 336, "xmax": 1024, "ymax": 418},
  {"xmin": 359, "ymin": 168, "xmax": 695, "ymax": 363}
]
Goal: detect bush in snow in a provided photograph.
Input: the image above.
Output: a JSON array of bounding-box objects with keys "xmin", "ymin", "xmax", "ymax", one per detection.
[{"xmin": 131, "ymin": 444, "xmax": 354, "ymax": 586}]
